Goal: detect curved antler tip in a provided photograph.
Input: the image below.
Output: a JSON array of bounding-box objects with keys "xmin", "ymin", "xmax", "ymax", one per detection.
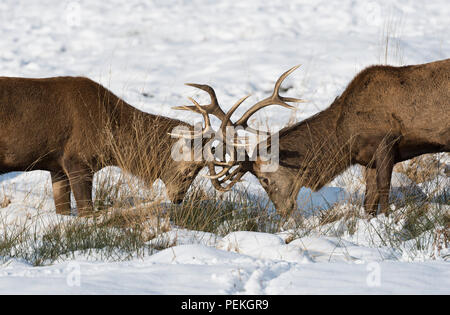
[
  {"xmin": 282, "ymin": 97, "xmax": 307, "ymax": 104},
  {"xmin": 241, "ymin": 94, "xmax": 252, "ymax": 101},
  {"xmin": 185, "ymin": 82, "xmax": 205, "ymax": 88},
  {"xmin": 287, "ymin": 64, "xmax": 301, "ymax": 73},
  {"xmin": 291, "ymin": 98, "xmax": 307, "ymax": 103},
  {"xmin": 185, "ymin": 83, "xmax": 202, "ymax": 89}
]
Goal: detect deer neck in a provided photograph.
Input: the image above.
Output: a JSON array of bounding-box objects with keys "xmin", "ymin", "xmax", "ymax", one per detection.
[
  {"xmin": 101, "ymin": 103, "xmax": 195, "ymax": 174},
  {"xmin": 278, "ymin": 100, "xmax": 351, "ymax": 190}
]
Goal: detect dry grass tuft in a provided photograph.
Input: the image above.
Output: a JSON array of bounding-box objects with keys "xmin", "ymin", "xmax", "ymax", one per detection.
[
  {"xmin": 394, "ymin": 154, "xmax": 448, "ymax": 184},
  {"xmin": 1, "ymin": 195, "xmax": 11, "ymax": 208},
  {"xmin": 95, "ymin": 204, "xmax": 171, "ymax": 242}
]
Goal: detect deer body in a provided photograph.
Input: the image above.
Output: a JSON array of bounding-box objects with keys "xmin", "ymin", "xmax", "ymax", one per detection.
[
  {"xmin": 255, "ymin": 59, "xmax": 450, "ymax": 215},
  {"xmin": 0, "ymin": 76, "xmax": 203, "ymax": 215}
]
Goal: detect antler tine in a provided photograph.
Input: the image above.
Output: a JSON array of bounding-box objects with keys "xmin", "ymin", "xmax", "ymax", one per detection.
[
  {"xmin": 184, "ymin": 83, "xmax": 219, "ymax": 105},
  {"xmin": 204, "ymin": 165, "xmax": 233, "ymax": 179},
  {"xmin": 220, "ymin": 170, "xmax": 246, "ymax": 191},
  {"xmin": 207, "ymin": 164, "xmax": 230, "ymax": 191},
  {"xmin": 220, "ymin": 165, "xmax": 244, "ymax": 183},
  {"xmin": 168, "ymin": 96, "xmax": 213, "ymax": 139},
  {"xmin": 187, "ymin": 97, "xmax": 211, "ymax": 127},
  {"xmin": 203, "ymin": 142, "xmax": 242, "ymax": 181},
  {"xmin": 234, "ymin": 65, "xmax": 304, "ymax": 128},
  {"xmin": 183, "ymin": 83, "xmax": 228, "ymax": 121},
  {"xmin": 206, "ymin": 164, "xmax": 244, "ymax": 183},
  {"xmin": 206, "ymin": 164, "xmax": 246, "ymax": 192},
  {"xmin": 219, "ymin": 94, "xmax": 251, "ymax": 135},
  {"xmin": 167, "ymin": 131, "xmax": 197, "ymax": 139},
  {"xmin": 204, "ymin": 146, "xmax": 233, "ymax": 189},
  {"xmin": 272, "ymin": 64, "xmax": 302, "ymax": 100}
]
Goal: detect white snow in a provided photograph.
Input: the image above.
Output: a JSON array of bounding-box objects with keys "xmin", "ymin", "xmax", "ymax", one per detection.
[
  {"xmin": 0, "ymin": 243, "xmax": 448, "ymax": 294},
  {"xmin": 218, "ymin": 231, "xmax": 313, "ymax": 263},
  {"xmin": 0, "ymin": 0, "xmax": 449, "ymax": 294}
]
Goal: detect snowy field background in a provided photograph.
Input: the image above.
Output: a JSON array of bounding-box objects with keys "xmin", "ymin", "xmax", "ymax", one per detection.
[{"xmin": 0, "ymin": 0, "xmax": 449, "ymax": 294}]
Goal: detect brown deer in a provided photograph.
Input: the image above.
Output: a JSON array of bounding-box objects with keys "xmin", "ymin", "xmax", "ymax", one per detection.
[
  {"xmin": 174, "ymin": 59, "xmax": 450, "ymax": 217},
  {"xmin": 0, "ymin": 76, "xmax": 204, "ymax": 216}
]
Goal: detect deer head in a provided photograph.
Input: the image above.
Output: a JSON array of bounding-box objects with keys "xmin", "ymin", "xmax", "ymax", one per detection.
[{"xmin": 170, "ymin": 66, "xmax": 304, "ymax": 216}]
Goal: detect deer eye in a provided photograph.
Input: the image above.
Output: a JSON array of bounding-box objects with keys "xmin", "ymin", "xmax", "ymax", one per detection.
[{"xmin": 261, "ymin": 178, "xmax": 270, "ymax": 186}]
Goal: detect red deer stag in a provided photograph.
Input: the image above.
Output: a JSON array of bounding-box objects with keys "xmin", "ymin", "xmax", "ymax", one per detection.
[
  {"xmin": 174, "ymin": 59, "xmax": 449, "ymax": 217},
  {"xmin": 0, "ymin": 76, "xmax": 204, "ymax": 216}
]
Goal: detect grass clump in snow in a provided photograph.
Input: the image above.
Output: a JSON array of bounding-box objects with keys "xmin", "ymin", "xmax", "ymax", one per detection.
[
  {"xmin": 0, "ymin": 209, "xmax": 173, "ymax": 266},
  {"xmin": 167, "ymin": 182, "xmax": 287, "ymax": 236}
]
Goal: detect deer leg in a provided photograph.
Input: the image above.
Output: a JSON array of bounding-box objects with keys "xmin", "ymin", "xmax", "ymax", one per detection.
[
  {"xmin": 375, "ymin": 137, "xmax": 396, "ymax": 215},
  {"xmin": 63, "ymin": 158, "xmax": 94, "ymax": 217},
  {"xmin": 50, "ymin": 171, "xmax": 72, "ymax": 215},
  {"xmin": 364, "ymin": 167, "xmax": 379, "ymax": 216}
]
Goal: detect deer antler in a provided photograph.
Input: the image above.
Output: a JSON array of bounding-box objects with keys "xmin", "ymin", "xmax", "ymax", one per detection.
[
  {"xmin": 171, "ymin": 65, "xmax": 303, "ymax": 191},
  {"xmin": 222, "ymin": 65, "xmax": 305, "ymax": 135},
  {"xmin": 168, "ymin": 96, "xmax": 213, "ymax": 139},
  {"xmin": 173, "ymin": 83, "xmax": 228, "ymax": 122}
]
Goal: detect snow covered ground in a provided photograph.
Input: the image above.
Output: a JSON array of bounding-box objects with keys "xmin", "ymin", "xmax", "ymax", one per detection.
[
  {"xmin": 1, "ymin": 243, "xmax": 448, "ymax": 294},
  {"xmin": 0, "ymin": 220, "xmax": 448, "ymax": 294},
  {"xmin": 0, "ymin": 0, "xmax": 449, "ymax": 294}
]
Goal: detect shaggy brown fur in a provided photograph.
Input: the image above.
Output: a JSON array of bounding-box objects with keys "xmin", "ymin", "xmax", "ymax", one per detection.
[
  {"xmin": 0, "ymin": 76, "xmax": 203, "ymax": 216},
  {"xmin": 251, "ymin": 59, "xmax": 449, "ymax": 216}
]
